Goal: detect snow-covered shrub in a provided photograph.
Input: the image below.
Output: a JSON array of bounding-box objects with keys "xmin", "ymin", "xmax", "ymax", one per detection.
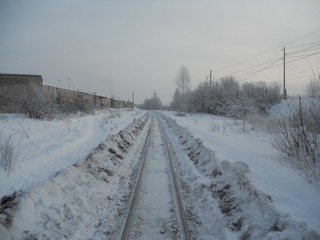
[
  {"xmin": 242, "ymin": 81, "xmax": 281, "ymax": 116},
  {"xmin": 306, "ymin": 76, "xmax": 320, "ymax": 100},
  {"xmin": 0, "ymin": 135, "xmax": 14, "ymax": 175},
  {"xmin": 23, "ymin": 84, "xmax": 58, "ymax": 119},
  {"xmin": 0, "ymin": 95, "xmax": 10, "ymax": 113},
  {"xmin": 73, "ymin": 94, "xmax": 93, "ymax": 114},
  {"xmin": 175, "ymin": 75, "xmax": 281, "ymax": 118},
  {"xmin": 158, "ymin": 113, "xmax": 318, "ymax": 239},
  {"xmin": 59, "ymin": 94, "xmax": 93, "ymax": 115},
  {"xmin": 270, "ymin": 97, "xmax": 320, "ymax": 184},
  {"xmin": 0, "ymin": 133, "xmax": 22, "ymax": 176}
]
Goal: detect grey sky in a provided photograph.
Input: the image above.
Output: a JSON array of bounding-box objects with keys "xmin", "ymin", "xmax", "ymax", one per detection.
[{"xmin": 1, "ymin": 0, "xmax": 319, "ymax": 104}]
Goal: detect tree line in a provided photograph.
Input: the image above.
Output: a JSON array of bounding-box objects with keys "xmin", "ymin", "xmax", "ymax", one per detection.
[
  {"xmin": 171, "ymin": 65, "xmax": 282, "ymax": 117},
  {"xmin": 170, "ymin": 65, "xmax": 320, "ymax": 184}
]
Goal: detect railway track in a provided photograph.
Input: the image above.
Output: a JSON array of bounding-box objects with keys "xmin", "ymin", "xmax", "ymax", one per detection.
[{"xmin": 120, "ymin": 113, "xmax": 191, "ymax": 240}]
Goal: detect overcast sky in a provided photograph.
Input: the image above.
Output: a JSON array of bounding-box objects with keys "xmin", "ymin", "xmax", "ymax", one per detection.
[{"xmin": 1, "ymin": 0, "xmax": 319, "ymax": 104}]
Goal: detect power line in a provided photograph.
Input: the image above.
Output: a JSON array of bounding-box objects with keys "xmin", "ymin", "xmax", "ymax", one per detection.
[
  {"xmin": 236, "ymin": 57, "xmax": 282, "ymax": 82},
  {"xmin": 284, "ymin": 28, "xmax": 320, "ymax": 47},
  {"xmin": 215, "ymin": 28, "xmax": 320, "ymax": 72},
  {"xmin": 228, "ymin": 51, "xmax": 282, "ymax": 76},
  {"xmin": 286, "ymin": 40, "xmax": 320, "ymax": 49},
  {"xmin": 286, "ymin": 74, "xmax": 314, "ymax": 81},
  {"xmin": 211, "ymin": 29, "xmax": 320, "ymax": 96},
  {"xmin": 233, "ymin": 50, "xmax": 319, "ymax": 82},
  {"xmin": 287, "ymin": 45, "xmax": 320, "ymax": 56}
]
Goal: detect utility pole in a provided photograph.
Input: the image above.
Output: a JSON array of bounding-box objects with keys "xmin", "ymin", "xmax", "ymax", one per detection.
[
  {"xmin": 283, "ymin": 47, "xmax": 287, "ymax": 100},
  {"xmin": 210, "ymin": 70, "xmax": 212, "ymax": 89},
  {"xmin": 132, "ymin": 93, "xmax": 135, "ymax": 108}
]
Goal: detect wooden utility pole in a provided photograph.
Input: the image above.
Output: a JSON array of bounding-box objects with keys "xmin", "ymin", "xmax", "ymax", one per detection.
[
  {"xmin": 283, "ymin": 47, "xmax": 287, "ymax": 100},
  {"xmin": 132, "ymin": 93, "xmax": 135, "ymax": 108},
  {"xmin": 210, "ymin": 70, "xmax": 212, "ymax": 89}
]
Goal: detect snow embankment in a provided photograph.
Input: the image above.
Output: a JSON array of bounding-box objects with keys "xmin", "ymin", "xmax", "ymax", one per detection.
[
  {"xmin": 269, "ymin": 97, "xmax": 319, "ymax": 119},
  {"xmin": 159, "ymin": 112, "xmax": 320, "ymax": 239},
  {"xmin": 0, "ymin": 112, "xmax": 150, "ymax": 239},
  {"xmin": 0, "ymin": 109, "xmax": 145, "ymax": 198}
]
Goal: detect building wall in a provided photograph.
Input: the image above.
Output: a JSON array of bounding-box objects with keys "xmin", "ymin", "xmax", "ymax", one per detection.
[
  {"xmin": 0, "ymin": 74, "xmax": 43, "ymax": 113},
  {"xmin": 0, "ymin": 74, "xmax": 133, "ymax": 114}
]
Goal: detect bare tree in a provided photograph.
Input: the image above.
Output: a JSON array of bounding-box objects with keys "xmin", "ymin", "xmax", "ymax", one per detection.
[
  {"xmin": 175, "ymin": 65, "xmax": 191, "ymax": 112},
  {"xmin": 242, "ymin": 81, "xmax": 281, "ymax": 115}
]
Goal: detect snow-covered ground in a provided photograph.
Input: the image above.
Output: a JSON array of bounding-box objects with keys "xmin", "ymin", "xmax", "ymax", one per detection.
[
  {"xmin": 1, "ymin": 107, "xmax": 319, "ymax": 239},
  {"xmin": 128, "ymin": 117, "xmax": 180, "ymax": 239},
  {"xmin": 0, "ymin": 109, "xmax": 145, "ymax": 198},
  {"xmin": 161, "ymin": 110, "xmax": 320, "ymax": 236},
  {"xmin": 0, "ymin": 109, "xmax": 150, "ymax": 239}
]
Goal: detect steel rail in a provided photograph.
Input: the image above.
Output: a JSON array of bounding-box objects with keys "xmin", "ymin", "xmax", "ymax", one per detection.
[
  {"xmin": 156, "ymin": 113, "xmax": 191, "ymax": 240},
  {"xmin": 120, "ymin": 113, "xmax": 191, "ymax": 240},
  {"xmin": 119, "ymin": 117, "xmax": 154, "ymax": 240}
]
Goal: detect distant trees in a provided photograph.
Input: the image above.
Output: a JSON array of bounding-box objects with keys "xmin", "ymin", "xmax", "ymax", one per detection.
[
  {"xmin": 169, "ymin": 66, "xmax": 320, "ymax": 183},
  {"xmin": 138, "ymin": 93, "xmax": 163, "ymax": 110},
  {"xmin": 175, "ymin": 74, "xmax": 281, "ymax": 118}
]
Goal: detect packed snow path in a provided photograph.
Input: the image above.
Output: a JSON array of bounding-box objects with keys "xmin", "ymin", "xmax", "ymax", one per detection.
[{"xmin": 121, "ymin": 114, "xmax": 190, "ymax": 240}]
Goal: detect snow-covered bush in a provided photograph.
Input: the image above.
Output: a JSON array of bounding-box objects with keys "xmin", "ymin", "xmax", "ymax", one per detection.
[
  {"xmin": 306, "ymin": 76, "xmax": 320, "ymax": 100},
  {"xmin": 270, "ymin": 97, "xmax": 320, "ymax": 184},
  {"xmin": 0, "ymin": 133, "xmax": 21, "ymax": 176},
  {"xmin": 176, "ymin": 75, "xmax": 281, "ymax": 118},
  {"xmin": 0, "ymin": 135, "xmax": 14, "ymax": 175},
  {"xmin": 23, "ymin": 84, "xmax": 58, "ymax": 119},
  {"xmin": 73, "ymin": 94, "xmax": 93, "ymax": 114}
]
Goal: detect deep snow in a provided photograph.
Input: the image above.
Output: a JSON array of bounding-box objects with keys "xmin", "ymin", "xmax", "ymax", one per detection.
[
  {"xmin": 0, "ymin": 109, "xmax": 150, "ymax": 239},
  {"xmin": 161, "ymin": 110, "xmax": 320, "ymax": 235},
  {"xmin": 1, "ymin": 108, "xmax": 319, "ymax": 239},
  {"xmin": 0, "ymin": 109, "xmax": 145, "ymax": 198}
]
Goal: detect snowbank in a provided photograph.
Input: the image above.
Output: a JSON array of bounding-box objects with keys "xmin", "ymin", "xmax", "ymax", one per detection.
[
  {"xmin": 0, "ymin": 109, "xmax": 145, "ymax": 198},
  {"xmin": 0, "ymin": 112, "xmax": 150, "ymax": 239},
  {"xmin": 269, "ymin": 97, "xmax": 320, "ymax": 119},
  {"xmin": 159, "ymin": 111, "xmax": 320, "ymax": 239}
]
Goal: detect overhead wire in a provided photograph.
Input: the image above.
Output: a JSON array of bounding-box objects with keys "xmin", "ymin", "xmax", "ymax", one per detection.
[
  {"xmin": 212, "ymin": 29, "xmax": 320, "ymax": 91},
  {"xmin": 214, "ymin": 28, "xmax": 320, "ymax": 73},
  {"xmin": 236, "ymin": 57, "xmax": 282, "ymax": 82},
  {"xmin": 233, "ymin": 44, "xmax": 319, "ymax": 83},
  {"xmin": 286, "ymin": 40, "xmax": 320, "ymax": 49},
  {"xmin": 227, "ymin": 54, "xmax": 281, "ymax": 76}
]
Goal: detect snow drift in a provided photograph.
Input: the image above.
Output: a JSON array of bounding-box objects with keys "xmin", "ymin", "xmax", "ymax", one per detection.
[
  {"xmin": 158, "ymin": 112, "xmax": 319, "ymax": 239},
  {"xmin": 0, "ymin": 112, "xmax": 150, "ymax": 239}
]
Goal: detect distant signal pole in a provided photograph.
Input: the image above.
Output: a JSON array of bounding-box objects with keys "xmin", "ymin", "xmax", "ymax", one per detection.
[
  {"xmin": 210, "ymin": 70, "xmax": 212, "ymax": 89},
  {"xmin": 283, "ymin": 47, "xmax": 287, "ymax": 100}
]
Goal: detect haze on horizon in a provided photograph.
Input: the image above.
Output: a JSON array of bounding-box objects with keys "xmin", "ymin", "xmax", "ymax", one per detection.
[{"xmin": 0, "ymin": 0, "xmax": 319, "ymax": 104}]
